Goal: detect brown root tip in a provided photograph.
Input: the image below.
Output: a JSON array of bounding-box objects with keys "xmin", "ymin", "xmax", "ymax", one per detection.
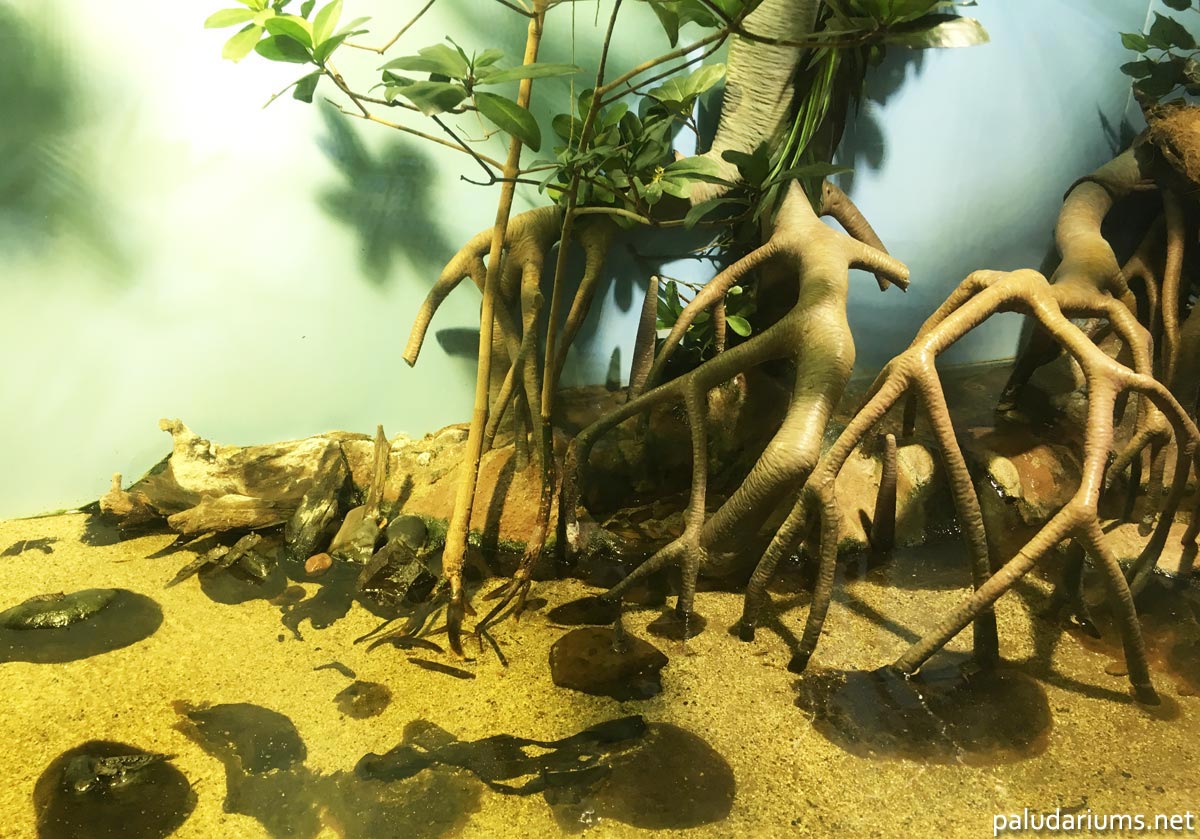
[{"xmin": 1134, "ymin": 683, "xmax": 1161, "ymax": 706}]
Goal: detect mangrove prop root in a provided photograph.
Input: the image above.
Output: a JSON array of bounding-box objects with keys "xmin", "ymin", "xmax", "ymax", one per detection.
[
  {"xmin": 783, "ymin": 268, "xmax": 1197, "ymax": 701},
  {"xmin": 869, "ymin": 433, "xmax": 897, "ymax": 560},
  {"xmin": 561, "ymin": 182, "xmax": 909, "ymax": 619}
]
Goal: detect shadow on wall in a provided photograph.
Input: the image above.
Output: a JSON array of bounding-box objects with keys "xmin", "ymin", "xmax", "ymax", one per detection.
[
  {"xmin": 837, "ymin": 48, "xmax": 927, "ymax": 191},
  {"xmin": 0, "ymin": 3, "xmax": 128, "ymax": 278},
  {"xmin": 316, "ymin": 105, "xmax": 454, "ymax": 287}
]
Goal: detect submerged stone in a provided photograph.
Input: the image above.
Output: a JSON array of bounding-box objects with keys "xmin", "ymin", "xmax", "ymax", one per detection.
[
  {"xmin": 0, "ymin": 590, "xmax": 162, "ymax": 663},
  {"xmin": 549, "ymin": 627, "xmax": 668, "ymax": 700},
  {"xmin": 1, "ymin": 589, "xmax": 117, "ymax": 630},
  {"xmin": 795, "ymin": 659, "xmax": 1052, "ymax": 766},
  {"xmin": 548, "ymin": 723, "xmax": 736, "ymax": 833},
  {"xmin": 335, "ymin": 681, "xmax": 392, "ymax": 719},
  {"xmin": 34, "ymin": 741, "xmax": 195, "ymax": 839}
]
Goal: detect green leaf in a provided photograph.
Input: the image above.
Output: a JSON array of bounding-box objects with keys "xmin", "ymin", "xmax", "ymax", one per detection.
[
  {"xmin": 552, "ymin": 113, "xmax": 583, "ymax": 142},
  {"xmin": 301, "ymin": 0, "xmax": 316, "ymax": 16},
  {"xmin": 1163, "ymin": 0, "xmax": 1192, "ymax": 10},
  {"xmin": 476, "ymin": 62, "xmax": 582, "ymax": 85},
  {"xmin": 886, "ymin": 15, "xmax": 989, "ymax": 49},
  {"xmin": 726, "ymin": 315, "xmax": 752, "ymax": 337},
  {"xmin": 681, "ymin": 199, "xmax": 724, "ymax": 229},
  {"xmin": 1121, "ymin": 32, "xmax": 1150, "ymax": 52},
  {"xmin": 314, "ymin": 29, "xmax": 363, "ymax": 63},
  {"xmin": 381, "ymin": 44, "xmax": 470, "ymax": 80},
  {"xmin": 664, "ymin": 156, "xmax": 721, "ymax": 178},
  {"xmin": 647, "ymin": 1, "xmax": 681, "ymax": 46},
  {"xmin": 721, "ymin": 144, "xmax": 771, "ymax": 187},
  {"xmin": 222, "ymin": 25, "xmax": 264, "ymax": 62},
  {"xmin": 336, "ymin": 16, "xmax": 370, "ymax": 36},
  {"xmin": 264, "ymin": 15, "xmax": 312, "ymax": 47},
  {"xmin": 255, "ymin": 34, "xmax": 312, "ymax": 63},
  {"xmin": 1149, "ymin": 13, "xmax": 1196, "ymax": 50},
  {"xmin": 768, "ymin": 162, "xmax": 853, "ymax": 185},
  {"xmin": 206, "ymin": 8, "xmax": 257, "ymax": 28},
  {"xmin": 639, "ymin": 178, "xmax": 664, "ymax": 205},
  {"xmin": 396, "ymin": 81, "xmax": 468, "ymax": 115},
  {"xmin": 475, "ymin": 49, "xmax": 505, "ymax": 68},
  {"xmin": 1135, "ymin": 57, "xmax": 1185, "ymax": 99},
  {"xmin": 312, "ymin": 0, "xmax": 342, "ymax": 45},
  {"xmin": 648, "ymin": 63, "xmax": 726, "ymax": 105},
  {"xmin": 1120, "ymin": 59, "xmax": 1155, "ymax": 79},
  {"xmin": 293, "ymin": 71, "xmax": 321, "ymax": 102},
  {"xmin": 475, "ymin": 91, "xmax": 541, "ymax": 150}
]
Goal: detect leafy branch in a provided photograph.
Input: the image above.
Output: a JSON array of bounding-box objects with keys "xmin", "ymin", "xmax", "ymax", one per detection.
[{"xmin": 1121, "ymin": 2, "xmax": 1200, "ymax": 104}]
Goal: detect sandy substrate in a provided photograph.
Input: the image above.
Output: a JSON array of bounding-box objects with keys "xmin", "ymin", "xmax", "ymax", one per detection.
[{"xmin": 1, "ymin": 513, "xmax": 1198, "ymax": 838}]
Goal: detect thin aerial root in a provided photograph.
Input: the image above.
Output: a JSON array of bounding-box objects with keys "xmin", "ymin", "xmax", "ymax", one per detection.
[
  {"xmin": 403, "ymin": 244, "xmax": 490, "ymax": 366},
  {"xmin": 1081, "ymin": 523, "xmax": 1158, "ymax": 703},
  {"xmin": 820, "ymin": 181, "xmax": 903, "ymax": 292},
  {"xmin": 915, "ymin": 369, "xmax": 1000, "ymax": 664},
  {"xmin": 1123, "ymin": 376, "xmax": 1200, "ymax": 592},
  {"xmin": 1161, "ymin": 189, "xmax": 1185, "ymax": 383},
  {"xmin": 483, "ymin": 292, "xmax": 542, "ymax": 451},
  {"xmin": 789, "ymin": 492, "xmax": 840, "ymax": 673},
  {"xmin": 1139, "ymin": 437, "xmax": 1168, "ymax": 536},
  {"xmin": 712, "ymin": 299, "xmax": 728, "ymax": 354},
  {"xmin": 737, "ymin": 501, "xmax": 811, "ymax": 641},
  {"xmin": 1119, "ymin": 215, "xmax": 1163, "ymax": 333},
  {"xmin": 1046, "ymin": 541, "xmax": 1099, "ymax": 637},
  {"xmin": 551, "ymin": 220, "xmax": 616, "ymax": 386},
  {"xmin": 644, "ymin": 240, "xmax": 779, "ymax": 389},
  {"xmin": 869, "ymin": 433, "xmax": 898, "ymax": 559},
  {"xmin": 629, "ymin": 275, "xmax": 660, "ymax": 399},
  {"xmin": 1121, "ymin": 452, "xmax": 1143, "ymax": 523}
]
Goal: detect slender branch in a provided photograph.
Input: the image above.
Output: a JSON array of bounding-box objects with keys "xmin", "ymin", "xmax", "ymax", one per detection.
[
  {"xmin": 327, "ymin": 102, "xmax": 504, "ymax": 169},
  {"xmin": 344, "ymin": 0, "xmax": 439, "ymax": 54},
  {"xmin": 574, "ymin": 206, "xmax": 651, "ymax": 224},
  {"xmin": 432, "ymin": 114, "xmax": 500, "ymax": 182},
  {"xmin": 597, "ymin": 28, "xmax": 728, "ymax": 98},
  {"xmin": 354, "ymin": 91, "xmax": 476, "ymax": 115},
  {"xmin": 599, "ymin": 35, "xmax": 728, "ymax": 105},
  {"xmin": 325, "ymin": 62, "xmax": 369, "ymax": 116},
  {"xmin": 494, "ymin": 0, "xmax": 535, "ymax": 14}
]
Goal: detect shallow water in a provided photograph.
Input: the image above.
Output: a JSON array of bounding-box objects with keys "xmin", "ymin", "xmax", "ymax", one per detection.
[{"xmin": 2, "ymin": 507, "xmax": 1199, "ymax": 838}]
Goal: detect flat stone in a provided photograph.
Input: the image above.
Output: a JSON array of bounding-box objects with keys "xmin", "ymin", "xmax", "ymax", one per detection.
[{"xmin": 549, "ymin": 627, "xmax": 668, "ymax": 701}]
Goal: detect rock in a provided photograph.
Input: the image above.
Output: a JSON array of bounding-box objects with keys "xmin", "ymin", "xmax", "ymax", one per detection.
[
  {"xmin": 34, "ymin": 742, "xmax": 196, "ymax": 839},
  {"xmin": 0, "ymin": 589, "xmax": 117, "ymax": 630},
  {"xmin": 549, "ymin": 627, "xmax": 669, "ymax": 700},
  {"xmin": 328, "ymin": 506, "xmax": 382, "ymax": 564},
  {"xmin": 0, "ymin": 590, "xmax": 163, "ymax": 663},
  {"xmin": 964, "ymin": 426, "xmax": 1080, "ymax": 530},
  {"xmin": 386, "ymin": 515, "xmax": 427, "ymax": 550},
  {"xmin": 304, "ymin": 552, "xmax": 332, "ymax": 576}
]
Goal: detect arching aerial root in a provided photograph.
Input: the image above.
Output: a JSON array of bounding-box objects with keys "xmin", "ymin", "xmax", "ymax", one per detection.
[
  {"xmin": 557, "ymin": 183, "xmax": 909, "ymax": 626},
  {"xmin": 763, "ymin": 268, "xmax": 1198, "ymax": 703}
]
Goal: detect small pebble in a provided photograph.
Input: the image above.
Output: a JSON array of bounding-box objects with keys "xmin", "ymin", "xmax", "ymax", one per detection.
[{"xmin": 305, "ymin": 553, "xmax": 332, "ymax": 576}]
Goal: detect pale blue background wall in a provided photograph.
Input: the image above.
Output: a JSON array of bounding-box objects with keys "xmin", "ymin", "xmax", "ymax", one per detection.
[{"xmin": 0, "ymin": 0, "xmax": 1168, "ymax": 517}]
